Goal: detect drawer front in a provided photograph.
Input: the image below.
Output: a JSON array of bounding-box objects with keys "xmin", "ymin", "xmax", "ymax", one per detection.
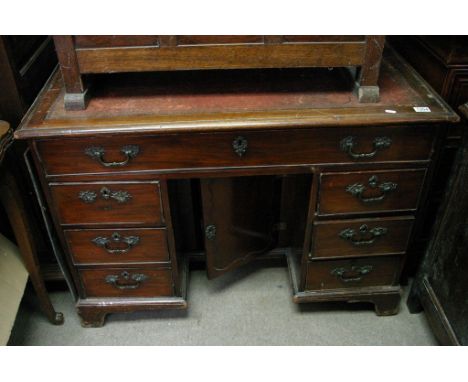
[
  {"xmin": 305, "ymin": 256, "xmax": 401, "ymax": 291},
  {"xmin": 50, "ymin": 182, "xmax": 164, "ymax": 226},
  {"xmin": 36, "ymin": 126, "xmax": 435, "ymax": 175},
  {"xmin": 79, "ymin": 267, "xmax": 174, "ymax": 298},
  {"xmin": 65, "ymin": 228, "xmax": 170, "ymax": 265},
  {"xmin": 312, "ymin": 216, "xmax": 414, "ymax": 259},
  {"xmin": 318, "ymin": 168, "xmax": 427, "ymax": 215}
]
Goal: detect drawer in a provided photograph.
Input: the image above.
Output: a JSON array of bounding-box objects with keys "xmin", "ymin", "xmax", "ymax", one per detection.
[
  {"xmin": 79, "ymin": 267, "xmax": 174, "ymax": 298},
  {"xmin": 318, "ymin": 168, "xmax": 427, "ymax": 215},
  {"xmin": 311, "ymin": 216, "xmax": 414, "ymax": 259},
  {"xmin": 36, "ymin": 126, "xmax": 435, "ymax": 175},
  {"xmin": 64, "ymin": 228, "xmax": 170, "ymax": 265},
  {"xmin": 305, "ymin": 256, "xmax": 401, "ymax": 291},
  {"xmin": 50, "ymin": 181, "xmax": 164, "ymax": 226}
]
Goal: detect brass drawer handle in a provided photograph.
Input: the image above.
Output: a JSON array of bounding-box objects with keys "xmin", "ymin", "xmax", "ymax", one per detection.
[
  {"xmin": 331, "ymin": 265, "xmax": 373, "ymax": 283},
  {"xmin": 232, "ymin": 136, "xmax": 248, "ymax": 157},
  {"xmin": 84, "ymin": 145, "xmax": 140, "ymax": 167},
  {"xmin": 92, "ymin": 232, "xmax": 140, "ymax": 254},
  {"xmin": 105, "ymin": 271, "xmax": 148, "ymax": 290},
  {"xmin": 78, "ymin": 190, "xmax": 97, "ymax": 203},
  {"xmin": 78, "ymin": 187, "xmax": 132, "ymax": 204},
  {"xmin": 205, "ymin": 224, "xmax": 217, "ymax": 240},
  {"xmin": 346, "ymin": 175, "xmax": 397, "ymax": 203},
  {"xmin": 339, "ymin": 224, "xmax": 388, "ymax": 246},
  {"xmin": 340, "ymin": 136, "xmax": 391, "ymax": 159}
]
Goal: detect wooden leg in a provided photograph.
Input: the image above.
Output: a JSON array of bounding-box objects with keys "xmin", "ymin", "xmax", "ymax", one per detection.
[
  {"xmin": 372, "ymin": 293, "xmax": 401, "ymax": 316},
  {"xmin": 77, "ymin": 307, "xmax": 106, "ymax": 328},
  {"xmin": 356, "ymin": 36, "xmax": 385, "ymax": 103},
  {"xmin": 64, "ymin": 89, "xmax": 89, "ymax": 111},
  {"xmin": 0, "ymin": 169, "xmax": 64, "ymax": 325},
  {"xmin": 53, "ymin": 36, "xmax": 89, "ymax": 111},
  {"xmin": 356, "ymin": 85, "xmax": 380, "ymax": 103}
]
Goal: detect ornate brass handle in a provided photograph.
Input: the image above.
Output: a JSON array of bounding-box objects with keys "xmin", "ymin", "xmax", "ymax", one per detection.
[
  {"xmin": 92, "ymin": 232, "xmax": 140, "ymax": 254},
  {"xmin": 105, "ymin": 271, "xmax": 148, "ymax": 290},
  {"xmin": 232, "ymin": 136, "xmax": 248, "ymax": 157},
  {"xmin": 346, "ymin": 175, "xmax": 397, "ymax": 203},
  {"xmin": 339, "ymin": 224, "xmax": 388, "ymax": 246},
  {"xmin": 331, "ymin": 265, "xmax": 373, "ymax": 283},
  {"xmin": 340, "ymin": 136, "xmax": 391, "ymax": 159},
  {"xmin": 78, "ymin": 187, "xmax": 132, "ymax": 204},
  {"xmin": 84, "ymin": 145, "xmax": 140, "ymax": 167}
]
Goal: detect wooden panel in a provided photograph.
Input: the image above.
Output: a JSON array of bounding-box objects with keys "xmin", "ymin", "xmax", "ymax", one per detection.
[
  {"xmin": 176, "ymin": 36, "xmax": 264, "ymax": 45},
  {"xmin": 36, "ymin": 126, "xmax": 435, "ymax": 176},
  {"xmin": 4, "ymin": 35, "xmax": 47, "ymax": 69},
  {"xmin": 318, "ymin": 168, "xmax": 427, "ymax": 216},
  {"xmin": 447, "ymin": 69, "xmax": 468, "ymax": 109},
  {"xmin": 305, "ymin": 256, "xmax": 401, "ymax": 291},
  {"xmin": 201, "ymin": 176, "xmax": 280, "ymax": 279},
  {"xmin": 54, "ymin": 36, "xmax": 85, "ymax": 94},
  {"xmin": 408, "ymin": 103, "xmax": 468, "ymax": 345},
  {"xmin": 49, "ymin": 181, "xmax": 164, "ymax": 226},
  {"xmin": 418, "ymin": 36, "xmax": 468, "ymax": 65},
  {"xmin": 80, "ymin": 267, "xmax": 174, "ymax": 298},
  {"xmin": 64, "ymin": 228, "xmax": 170, "ymax": 265},
  {"xmin": 312, "ymin": 216, "xmax": 414, "ymax": 259},
  {"xmin": 76, "ymin": 43, "xmax": 366, "ymax": 73},
  {"xmin": 283, "ymin": 36, "xmax": 365, "ymax": 43},
  {"xmin": 74, "ymin": 36, "xmax": 159, "ymax": 48}
]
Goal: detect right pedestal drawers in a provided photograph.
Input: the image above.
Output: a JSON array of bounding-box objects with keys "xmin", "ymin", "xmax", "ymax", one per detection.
[{"xmin": 297, "ymin": 164, "xmax": 429, "ymax": 315}]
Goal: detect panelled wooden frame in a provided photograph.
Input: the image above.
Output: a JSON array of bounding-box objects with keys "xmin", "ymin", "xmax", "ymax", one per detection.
[
  {"xmin": 406, "ymin": 103, "xmax": 468, "ymax": 345},
  {"xmin": 53, "ymin": 35, "xmax": 385, "ymax": 110},
  {"xmin": 16, "ymin": 47, "xmax": 459, "ymax": 326},
  {"xmin": 0, "ymin": 36, "xmax": 60, "ymax": 325},
  {"xmin": 389, "ymin": 36, "xmax": 468, "ymax": 278}
]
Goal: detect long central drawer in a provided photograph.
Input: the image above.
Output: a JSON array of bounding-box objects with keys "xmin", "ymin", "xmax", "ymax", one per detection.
[{"xmin": 36, "ymin": 126, "xmax": 435, "ymax": 176}]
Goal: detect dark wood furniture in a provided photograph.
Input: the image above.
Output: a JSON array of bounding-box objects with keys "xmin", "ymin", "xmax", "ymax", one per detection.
[
  {"xmin": 407, "ymin": 102, "xmax": 468, "ymax": 345},
  {"xmin": 390, "ymin": 37, "xmax": 468, "ymax": 113},
  {"xmin": 0, "ymin": 120, "xmax": 63, "ymax": 324},
  {"xmin": 0, "ymin": 36, "xmax": 62, "ymax": 324},
  {"xmin": 16, "ymin": 48, "xmax": 458, "ymax": 327},
  {"xmin": 0, "ymin": 36, "xmax": 57, "ymax": 126},
  {"xmin": 54, "ymin": 35, "xmax": 385, "ymax": 110},
  {"xmin": 390, "ymin": 37, "xmax": 468, "ymax": 276},
  {"xmin": 0, "ymin": 35, "xmax": 59, "ymax": 280}
]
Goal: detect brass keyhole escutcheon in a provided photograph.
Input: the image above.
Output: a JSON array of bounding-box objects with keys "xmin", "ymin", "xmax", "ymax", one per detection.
[{"xmin": 232, "ymin": 136, "xmax": 248, "ymax": 157}]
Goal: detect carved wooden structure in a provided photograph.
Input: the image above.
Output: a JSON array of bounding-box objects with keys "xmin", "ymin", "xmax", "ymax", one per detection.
[
  {"xmin": 390, "ymin": 36, "xmax": 468, "ymax": 276},
  {"xmin": 0, "ymin": 36, "xmax": 61, "ymax": 324},
  {"xmin": 0, "ymin": 35, "xmax": 60, "ymax": 279},
  {"xmin": 53, "ymin": 35, "xmax": 385, "ymax": 110},
  {"xmin": 1, "ymin": 120, "xmax": 63, "ymax": 324},
  {"xmin": 407, "ymin": 103, "xmax": 468, "ymax": 345}
]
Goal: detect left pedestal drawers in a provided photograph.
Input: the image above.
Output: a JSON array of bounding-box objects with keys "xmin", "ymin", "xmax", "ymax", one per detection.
[{"xmin": 32, "ymin": 149, "xmax": 187, "ymax": 326}]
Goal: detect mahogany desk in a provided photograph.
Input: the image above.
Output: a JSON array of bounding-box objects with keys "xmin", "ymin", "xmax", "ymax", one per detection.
[{"xmin": 15, "ymin": 49, "xmax": 458, "ymax": 327}]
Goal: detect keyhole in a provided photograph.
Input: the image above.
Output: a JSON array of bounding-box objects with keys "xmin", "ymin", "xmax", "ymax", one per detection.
[
  {"xmin": 368, "ymin": 176, "xmax": 379, "ymax": 188},
  {"xmin": 101, "ymin": 187, "xmax": 111, "ymax": 199},
  {"xmin": 359, "ymin": 224, "xmax": 369, "ymax": 233}
]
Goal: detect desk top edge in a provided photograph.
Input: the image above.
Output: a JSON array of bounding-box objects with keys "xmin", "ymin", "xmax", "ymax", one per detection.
[{"xmin": 15, "ymin": 47, "xmax": 460, "ymax": 140}]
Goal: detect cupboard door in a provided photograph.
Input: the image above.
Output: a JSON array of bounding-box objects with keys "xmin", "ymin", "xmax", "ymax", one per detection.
[{"xmin": 200, "ymin": 176, "xmax": 280, "ymax": 279}]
